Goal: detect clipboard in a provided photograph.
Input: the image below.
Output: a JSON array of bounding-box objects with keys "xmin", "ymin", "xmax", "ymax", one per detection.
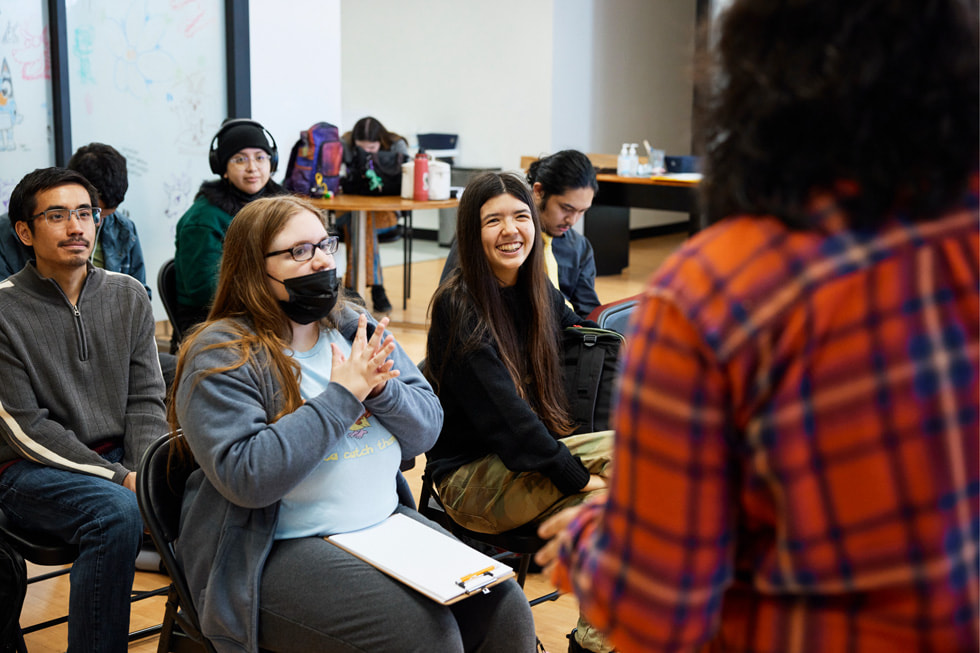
[{"xmin": 326, "ymin": 513, "xmax": 515, "ymax": 605}]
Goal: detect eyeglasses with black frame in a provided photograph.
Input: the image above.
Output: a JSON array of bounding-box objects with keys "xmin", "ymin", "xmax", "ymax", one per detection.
[
  {"xmin": 264, "ymin": 236, "xmax": 339, "ymax": 262},
  {"xmin": 31, "ymin": 207, "xmax": 102, "ymax": 226}
]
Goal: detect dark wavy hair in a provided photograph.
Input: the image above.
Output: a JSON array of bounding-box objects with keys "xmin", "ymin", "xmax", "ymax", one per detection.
[
  {"xmin": 350, "ymin": 116, "xmax": 405, "ymax": 151},
  {"xmin": 67, "ymin": 142, "xmax": 129, "ymax": 209},
  {"xmin": 426, "ymin": 172, "xmax": 575, "ymax": 436},
  {"xmin": 526, "ymin": 150, "xmax": 598, "ymax": 207},
  {"xmin": 697, "ymin": 0, "xmax": 979, "ymax": 227}
]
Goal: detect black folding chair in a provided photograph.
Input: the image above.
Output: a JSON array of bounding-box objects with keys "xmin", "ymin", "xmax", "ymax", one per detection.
[
  {"xmin": 136, "ymin": 433, "xmax": 214, "ymax": 653},
  {"xmin": 418, "ymin": 471, "xmax": 560, "ymax": 607},
  {"xmin": 0, "ymin": 502, "xmax": 164, "ymax": 650},
  {"xmin": 157, "ymin": 258, "xmax": 183, "ymax": 354}
]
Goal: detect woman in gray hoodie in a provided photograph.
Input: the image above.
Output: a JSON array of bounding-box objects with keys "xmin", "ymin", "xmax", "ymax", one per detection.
[{"xmin": 167, "ymin": 195, "xmax": 535, "ymax": 652}]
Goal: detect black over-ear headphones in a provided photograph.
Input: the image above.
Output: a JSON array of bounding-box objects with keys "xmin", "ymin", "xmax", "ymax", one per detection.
[{"xmin": 208, "ymin": 118, "xmax": 279, "ymax": 175}]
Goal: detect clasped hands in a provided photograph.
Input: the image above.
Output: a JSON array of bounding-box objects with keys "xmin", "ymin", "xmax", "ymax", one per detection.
[{"xmin": 330, "ymin": 313, "xmax": 400, "ymax": 402}]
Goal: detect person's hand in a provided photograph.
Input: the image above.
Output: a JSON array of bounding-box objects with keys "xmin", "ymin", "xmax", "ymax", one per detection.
[
  {"xmin": 366, "ymin": 316, "xmax": 397, "ymax": 398},
  {"xmin": 330, "ymin": 313, "xmax": 399, "ymax": 401},
  {"xmin": 582, "ymin": 474, "xmax": 608, "ymax": 492},
  {"xmin": 535, "ymin": 504, "xmax": 588, "ymax": 579},
  {"xmin": 123, "ymin": 472, "xmax": 137, "ymax": 493}
]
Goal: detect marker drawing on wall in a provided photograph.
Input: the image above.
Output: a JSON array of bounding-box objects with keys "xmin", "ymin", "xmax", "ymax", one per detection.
[
  {"xmin": 163, "ymin": 172, "xmax": 193, "ymax": 238},
  {"xmin": 11, "ymin": 24, "xmax": 49, "ymax": 81},
  {"xmin": 1, "ymin": 177, "xmax": 17, "ymax": 210},
  {"xmin": 0, "ymin": 58, "xmax": 22, "ymax": 151},
  {"xmin": 169, "ymin": 70, "xmax": 212, "ymax": 152},
  {"xmin": 108, "ymin": 4, "xmax": 177, "ymax": 100},
  {"xmin": 73, "ymin": 25, "xmax": 97, "ymax": 85}
]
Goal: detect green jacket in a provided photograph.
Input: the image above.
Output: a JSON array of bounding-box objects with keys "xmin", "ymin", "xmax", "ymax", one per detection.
[{"xmin": 173, "ymin": 194, "xmax": 232, "ymax": 309}]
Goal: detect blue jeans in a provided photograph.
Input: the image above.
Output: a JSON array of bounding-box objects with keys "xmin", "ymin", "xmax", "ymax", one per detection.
[{"xmin": 0, "ymin": 447, "xmax": 142, "ymax": 653}]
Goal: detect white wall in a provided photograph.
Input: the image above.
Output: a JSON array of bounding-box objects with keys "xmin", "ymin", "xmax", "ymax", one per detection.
[
  {"xmin": 340, "ymin": 0, "xmax": 554, "ymax": 171},
  {"xmin": 550, "ymin": 0, "xmax": 596, "ymax": 152},
  {"xmin": 340, "ymin": 0, "xmax": 556, "ymax": 230},
  {"xmin": 341, "ymin": 0, "xmax": 698, "ymax": 232},
  {"xmin": 250, "ymin": 0, "xmax": 342, "ymax": 184},
  {"xmin": 589, "ymin": 1, "xmax": 696, "ymax": 154},
  {"xmin": 590, "ymin": 1, "xmax": 697, "ymax": 228}
]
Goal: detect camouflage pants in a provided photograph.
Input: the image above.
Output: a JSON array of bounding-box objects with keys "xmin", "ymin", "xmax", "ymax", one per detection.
[
  {"xmin": 436, "ymin": 430, "xmax": 614, "ymax": 535},
  {"xmin": 437, "ymin": 431, "xmax": 618, "ymax": 652}
]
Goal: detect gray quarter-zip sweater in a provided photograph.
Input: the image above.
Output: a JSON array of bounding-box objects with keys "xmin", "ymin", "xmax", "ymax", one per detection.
[{"xmin": 0, "ymin": 262, "xmax": 168, "ymax": 481}]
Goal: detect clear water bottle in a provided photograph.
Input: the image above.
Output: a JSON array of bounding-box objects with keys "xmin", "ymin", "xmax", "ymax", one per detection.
[
  {"xmin": 616, "ymin": 143, "xmax": 630, "ymax": 176},
  {"xmin": 628, "ymin": 143, "xmax": 640, "ymax": 177}
]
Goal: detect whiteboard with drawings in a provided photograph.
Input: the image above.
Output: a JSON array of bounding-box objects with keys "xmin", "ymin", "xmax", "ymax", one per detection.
[
  {"xmin": 65, "ymin": 0, "xmax": 226, "ymax": 320},
  {"xmin": 0, "ymin": 1, "xmax": 56, "ymax": 211}
]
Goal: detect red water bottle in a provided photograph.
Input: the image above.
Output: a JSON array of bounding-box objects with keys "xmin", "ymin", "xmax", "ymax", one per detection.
[{"xmin": 413, "ymin": 149, "xmax": 429, "ymax": 201}]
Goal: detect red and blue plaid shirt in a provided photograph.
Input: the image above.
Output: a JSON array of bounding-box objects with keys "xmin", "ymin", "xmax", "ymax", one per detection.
[{"xmin": 555, "ymin": 181, "xmax": 979, "ymax": 652}]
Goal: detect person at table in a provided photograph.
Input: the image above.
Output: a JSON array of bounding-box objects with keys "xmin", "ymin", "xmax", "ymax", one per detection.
[
  {"xmin": 442, "ymin": 150, "xmax": 600, "ymax": 319},
  {"xmin": 425, "ymin": 171, "xmax": 614, "ymax": 653},
  {"xmin": 169, "ymin": 194, "xmax": 535, "ymax": 652},
  {"xmin": 173, "ymin": 118, "xmax": 286, "ymax": 343},
  {"xmin": 337, "ymin": 116, "xmax": 409, "ymax": 314},
  {"xmin": 536, "ymin": 0, "xmax": 980, "ymax": 651}
]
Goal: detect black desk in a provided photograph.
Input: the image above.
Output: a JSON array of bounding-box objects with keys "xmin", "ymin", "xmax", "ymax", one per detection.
[{"xmin": 584, "ymin": 174, "xmax": 699, "ymax": 275}]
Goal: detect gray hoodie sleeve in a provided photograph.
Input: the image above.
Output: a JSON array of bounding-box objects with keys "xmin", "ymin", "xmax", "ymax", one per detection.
[{"xmin": 176, "ymin": 317, "xmax": 441, "ymax": 509}]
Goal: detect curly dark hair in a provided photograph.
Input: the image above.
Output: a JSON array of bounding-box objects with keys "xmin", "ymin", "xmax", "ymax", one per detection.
[
  {"xmin": 697, "ymin": 0, "xmax": 979, "ymax": 227},
  {"xmin": 67, "ymin": 142, "xmax": 128, "ymax": 209}
]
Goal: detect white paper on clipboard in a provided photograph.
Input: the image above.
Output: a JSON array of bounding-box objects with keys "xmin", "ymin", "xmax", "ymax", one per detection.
[{"xmin": 326, "ymin": 513, "xmax": 515, "ymax": 605}]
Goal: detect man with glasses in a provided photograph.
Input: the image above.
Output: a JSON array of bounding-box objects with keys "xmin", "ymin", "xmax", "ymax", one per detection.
[
  {"xmin": 0, "ymin": 167, "xmax": 168, "ymax": 652},
  {"xmin": 0, "ymin": 143, "xmax": 149, "ymax": 292}
]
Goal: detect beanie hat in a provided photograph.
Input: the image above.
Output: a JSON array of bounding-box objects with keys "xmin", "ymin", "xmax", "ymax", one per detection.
[{"xmin": 214, "ymin": 121, "xmax": 275, "ymax": 172}]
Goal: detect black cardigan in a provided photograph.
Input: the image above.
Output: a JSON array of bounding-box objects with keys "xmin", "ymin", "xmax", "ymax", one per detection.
[{"xmin": 425, "ymin": 284, "xmax": 594, "ymax": 495}]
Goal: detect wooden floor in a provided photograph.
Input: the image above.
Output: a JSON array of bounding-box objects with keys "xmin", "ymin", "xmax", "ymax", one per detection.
[{"xmin": 23, "ymin": 231, "xmax": 688, "ymax": 653}]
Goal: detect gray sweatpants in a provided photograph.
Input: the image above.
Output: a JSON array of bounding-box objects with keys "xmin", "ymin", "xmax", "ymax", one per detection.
[{"xmin": 256, "ymin": 504, "xmax": 537, "ymax": 652}]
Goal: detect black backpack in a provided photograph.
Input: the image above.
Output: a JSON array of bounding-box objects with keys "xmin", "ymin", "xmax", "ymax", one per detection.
[
  {"xmin": 342, "ymin": 146, "xmax": 405, "ymax": 196},
  {"xmin": 0, "ymin": 535, "xmax": 26, "ymax": 652},
  {"xmin": 561, "ymin": 326, "xmax": 625, "ymax": 434}
]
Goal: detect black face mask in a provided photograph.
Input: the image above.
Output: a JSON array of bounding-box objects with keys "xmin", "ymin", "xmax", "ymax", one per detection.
[{"xmin": 268, "ymin": 268, "xmax": 340, "ymax": 324}]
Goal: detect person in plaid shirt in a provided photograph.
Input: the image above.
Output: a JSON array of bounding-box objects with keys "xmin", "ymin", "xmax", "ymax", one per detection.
[{"xmin": 537, "ymin": 0, "xmax": 979, "ymax": 651}]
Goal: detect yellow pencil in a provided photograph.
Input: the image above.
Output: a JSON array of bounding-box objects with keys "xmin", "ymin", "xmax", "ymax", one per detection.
[{"xmin": 458, "ymin": 566, "xmax": 494, "ymax": 584}]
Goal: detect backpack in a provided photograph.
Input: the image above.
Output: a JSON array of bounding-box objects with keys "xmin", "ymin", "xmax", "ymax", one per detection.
[
  {"xmin": 562, "ymin": 326, "xmax": 625, "ymax": 434},
  {"xmin": 283, "ymin": 122, "xmax": 344, "ymax": 197},
  {"xmin": 0, "ymin": 535, "xmax": 26, "ymax": 652},
  {"xmin": 341, "ymin": 146, "xmax": 405, "ymax": 196}
]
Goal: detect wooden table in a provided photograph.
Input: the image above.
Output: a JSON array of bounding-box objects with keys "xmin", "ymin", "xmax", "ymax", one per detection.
[
  {"xmin": 309, "ymin": 195, "xmax": 459, "ymax": 301},
  {"xmin": 521, "ymin": 154, "xmax": 700, "ymax": 275},
  {"xmin": 589, "ymin": 173, "xmax": 699, "ymax": 274}
]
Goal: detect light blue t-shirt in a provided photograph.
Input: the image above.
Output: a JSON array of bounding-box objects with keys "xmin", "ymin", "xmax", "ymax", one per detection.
[{"xmin": 275, "ymin": 329, "xmax": 402, "ymax": 539}]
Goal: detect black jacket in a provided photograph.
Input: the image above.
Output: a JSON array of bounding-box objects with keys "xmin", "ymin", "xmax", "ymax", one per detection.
[{"xmin": 425, "ymin": 283, "xmax": 593, "ymax": 495}]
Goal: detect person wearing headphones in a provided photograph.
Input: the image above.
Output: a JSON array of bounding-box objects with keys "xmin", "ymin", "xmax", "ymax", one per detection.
[{"xmin": 173, "ymin": 118, "xmax": 287, "ymax": 341}]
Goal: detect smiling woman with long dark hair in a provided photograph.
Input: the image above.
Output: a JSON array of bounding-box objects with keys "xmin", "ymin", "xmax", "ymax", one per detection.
[{"xmin": 425, "ymin": 172, "xmax": 615, "ymax": 653}]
